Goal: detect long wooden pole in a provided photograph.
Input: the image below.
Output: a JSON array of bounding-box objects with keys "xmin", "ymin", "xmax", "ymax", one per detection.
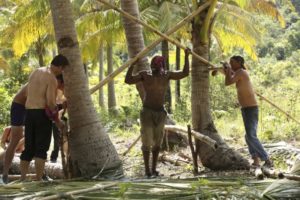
[
  {"xmin": 187, "ymin": 125, "xmax": 198, "ymax": 174},
  {"xmin": 89, "ymin": 0, "xmax": 212, "ymax": 94},
  {"xmin": 122, "ymin": 135, "xmax": 141, "ymax": 156},
  {"xmin": 97, "ymin": 0, "xmax": 215, "ymax": 68},
  {"xmin": 94, "ymin": 0, "xmax": 300, "ymax": 127},
  {"xmin": 255, "ymin": 92, "xmax": 300, "ymax": 124}
]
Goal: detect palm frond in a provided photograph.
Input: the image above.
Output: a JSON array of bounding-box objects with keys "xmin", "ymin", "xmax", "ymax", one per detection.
[
  {"xmin": 231, "ymin": 0, "xmax": 285, "ymax": 27},
  {"xmin": 262, "ymin": 179, "xmax": 300, "ymax": 199},
  {"xmin": 290, "ymin": 156, "xmax": 300, "ymax": 175}
]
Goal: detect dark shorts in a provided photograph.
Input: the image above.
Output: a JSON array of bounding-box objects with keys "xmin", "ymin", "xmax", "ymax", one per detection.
[
  {"xmin": 20, "ymin": 109, "xmax": 52, "ymax": 161},
  {"xmin": 10, "ymin": 102, "xmax": 26, "ymax": 126}
]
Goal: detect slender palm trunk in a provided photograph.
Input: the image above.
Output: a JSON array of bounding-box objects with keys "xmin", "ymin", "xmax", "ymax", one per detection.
[
  {"xmin": 49, "ymin": 0, "xmax": 122, "ymax": 178},
  {"xmin": 98, "ymin": 43, "xmax": 105, "ymax": 108},
  {"xmin": 162, "ymin": 40, "xmax": 172, "ymax": 113},
  {"xmin": 107, "ymin": 43, "xmax": 117, "ymax": 114},
  {"xmin": 191, "ymin": 2, "xmax": 249, "ymax": 170},
  {"xmin": 121, "ymin": 0, "xmax": 150, "ymax": 100},
  {"xmin": 175, "ymin": 42, "xmax": 181, "ymax": 103},
  {"xmin": 36, "ymin": 37, "xmax": 44, "ymax": 67}
]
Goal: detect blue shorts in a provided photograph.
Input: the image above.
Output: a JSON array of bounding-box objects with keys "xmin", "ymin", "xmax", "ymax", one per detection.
[{"xmin": 10, "ymin": 102, "xmax": 26, "ymax": 126}]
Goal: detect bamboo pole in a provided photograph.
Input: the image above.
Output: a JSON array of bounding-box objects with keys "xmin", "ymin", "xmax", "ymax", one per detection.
[
  {"xmin": 164, "ymin": 125, "xmax": 217, "ymax": 149},
  {"xmin": 255, "ymin": 92, "xmax": 300, "ymax": 125},
  {"xmin": 97, "ymin": 0, "xmax": 215, "ymax": 68},
  {"xmin": 89, "ymin": 0, "xmax": 212, "ymax": 94},
  {"xmin": 6, "ymin": 174, "xmax": 36, "ymax": 181},
  {"xmin": 278, "ymin": 173, "xmax": 300, "ymax": 181},
  {"xmin": 187, "ymin": 125, "xmax": 198, "ymax": 174},
  {"xmin": 40, "ymin": 182, "xmax": 118, "ymax": 200},
  {"xmin": 94, "ymin": 0, "xmax": 300, "ymax": 128},
  {"xmin": 122, "ymin": 135, "xmax": 141, "ymax": 156}
]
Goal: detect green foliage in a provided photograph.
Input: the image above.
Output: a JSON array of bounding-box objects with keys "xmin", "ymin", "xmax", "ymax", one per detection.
[
  {"xmin": 0, "ymin": 76, "xmax": 12, "ymax": 130},
  {"xmin": 115, "ymin": 182, "xmax": 132, "ymax": 199}
]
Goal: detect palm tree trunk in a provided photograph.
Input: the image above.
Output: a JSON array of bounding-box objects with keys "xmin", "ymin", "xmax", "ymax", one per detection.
[
  {"xmin": 162, "ymin": 40, "xmax": 172, "ymax": 113},
  {"xmin": 107, "ymin": 42, "xmax": 117, "ymax": 114},
  {"xmin": 191, "ymin": 2, "xmax": 249, "ymax": 170},
  {"xmin": 175, "ymin": 42, "xmax": 181, "ymax": 103},
  {"xmin": 98, "ymin": 43, "xmax": 105, "ymax": 108},
  {"xmin": 36, "ymin": 37, "xmax": 44, "ymax": 67},
  {"xmin": 49, "ymin": 0, "xmax": 122, "ymax": 178},
  {"xmin": 120, "ymin": 0, "xmax": 150, "ymax": 100}
]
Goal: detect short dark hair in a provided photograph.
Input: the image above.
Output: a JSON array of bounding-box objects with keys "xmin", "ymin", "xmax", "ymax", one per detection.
[
  {"xmin": 231, "ymin": 55, "xmax": 246, "ymax": 69},
  {"xmin": 51, "ymin": 54, "xmax": 69, "ymax": 67},
  {"xmin": 56, "ymin": 74, "xmax": 64, "ymax": 84}
]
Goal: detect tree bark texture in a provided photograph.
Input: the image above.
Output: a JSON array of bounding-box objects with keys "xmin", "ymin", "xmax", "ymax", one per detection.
[
  {"xmin": 98, "ymin": 43, "xmax": 105, "ymax": 108},
  {"xmin": 191, "ymin": 2, "xmax": 249, "ymax": 170},
  {"xmin": 120, "ymin": 0, "xmax": 150, "ymax": 100},
  {"xmin": 49, "ymin": 0, "xmax": 123, "ymax": 178}
]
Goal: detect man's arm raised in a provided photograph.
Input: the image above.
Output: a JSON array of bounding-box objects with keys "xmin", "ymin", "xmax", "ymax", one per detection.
[
  {"xmin": 125, "ymin": 64, "xmax": 144, "ymax": 84},
  {"xmin": 168, "ymin": 48, "xmax": 190, "ymax": 80},
  {"xmin": 225, "ymin": 68, "xmax": 243, "ymax": 86}
]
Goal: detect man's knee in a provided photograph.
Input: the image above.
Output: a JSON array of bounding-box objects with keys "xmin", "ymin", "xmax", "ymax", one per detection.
[
  {"xmin": 34, "ymin": 151, "xmax": 47, "ymax": 160},
  {"xmin": 141, "ymin": 145, "xmax": 151, "ymax": 152},
  {"xmin": 152, "ymin": 145, "xmax": 160, "ymax": 152},
  {"xmin": 20, "ymin": 151, "xmax": 34, "ymax": 162}
]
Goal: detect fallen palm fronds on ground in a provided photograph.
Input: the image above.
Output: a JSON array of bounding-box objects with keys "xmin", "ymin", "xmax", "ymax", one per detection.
[
  {"xmin": 0, "ymin": 177, "xmax": 273, "ymax": 200},
  {"xmin": 262, "ymin": 156, "xmax": 300, "ymax": 199}
]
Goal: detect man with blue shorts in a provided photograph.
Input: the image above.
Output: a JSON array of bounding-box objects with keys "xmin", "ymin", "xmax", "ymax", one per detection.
[{"xmin": 1, "ymin": 84, "xmax": 27, "ymax": 184}]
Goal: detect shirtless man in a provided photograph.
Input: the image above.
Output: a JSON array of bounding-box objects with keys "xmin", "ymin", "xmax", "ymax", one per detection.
[
  {"xmin": 20, "ymin": 54, "xmax": 69, "ymax": 181},
  {"xmin": 0, "ymin": 84, "xmax": 27, "ymax": 184},
  {"xmin": 224, "ymin": 55, "xmax": 273, "ymax": 168},
  {"xmin": 125, "ymin": 49, "xmax": 190, "ymax": 177}
]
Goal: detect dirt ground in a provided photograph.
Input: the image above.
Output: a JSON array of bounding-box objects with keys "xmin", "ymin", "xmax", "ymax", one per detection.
[{"xmin": 110, "ymin": 133, "xmax": 300, "ymax": 180}]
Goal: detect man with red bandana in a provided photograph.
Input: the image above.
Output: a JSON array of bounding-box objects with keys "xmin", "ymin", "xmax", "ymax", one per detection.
[{"xmin": 125, "ymin": 49, "xmax": 191, "ymax": 178}]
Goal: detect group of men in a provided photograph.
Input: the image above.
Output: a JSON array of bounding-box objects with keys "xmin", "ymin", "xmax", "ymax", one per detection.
[
  {"xmin": 0, "ymin": 55, "xmax": 69, "ymax": 184},
  {"xmin": 1, "ymin": 49, "xmax": 273, "ymax": 182},
  {"xmin": 125, "ymin": 50, "xmax": 273, "ymax": 178}
]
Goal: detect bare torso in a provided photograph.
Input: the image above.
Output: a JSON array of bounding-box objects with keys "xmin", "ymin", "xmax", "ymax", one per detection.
[
  {"xmin": 13, "ymin": 84, "xmax": 28, "ymax": 105},
  {"xmin": 142, "ymin": 72, "xmax": 169, "ymax": 110},
  {"xmin": 25, "ymin": 66, "xmax": 57, "ymax": 109},
  {"xmin": 235, "ymin": 70, "xmax": 257, "ymax": 108}
]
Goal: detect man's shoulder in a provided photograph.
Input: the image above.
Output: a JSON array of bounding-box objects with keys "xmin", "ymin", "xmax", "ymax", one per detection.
[{"xmin": 236, "ymin": 69, "xmax": 249, "ymax": 77}]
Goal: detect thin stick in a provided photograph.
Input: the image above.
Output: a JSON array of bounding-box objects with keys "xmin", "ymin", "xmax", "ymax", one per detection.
[
  {"xmin": 6, "ymin": 174, "xmax": 36, "ymax": 181},
  {"xmin": 255, "ymin": 92, "xmax": 300, "ymax": 125},
  {"xmin": 188, "ymin": 125, "xmax": 198, "ymax": 174},
  {"xmin": 122, "ymin": 135, "xmax": 141, "ymax": 156},
  {"xmin": 208, "ymin": 67, "xmax": 224, "ymax": 71},
  {"xmin": 40, "ymin": 182, "xmax": 118, "ymax": 200},
  {"xmin": 165, "ymin": 130, "xmax": 170, "ymax": 152},
  {"xmin": 278, "ymin": 173, "xmax": 300, "ymax": 181},
  {"xmin": 90, "ymin": 0, "xmax": 212, "ymax": 94},
  {"xmin": 60, "ymin": 126, "xmax": 68, "ymax": 179},
  {"xmin": 97, "ymin": 0, "xmax": 215, "ymax": 68},
  {"xmin": 164, "ymin": 125, "xmax": 217, "ymax": 149}
]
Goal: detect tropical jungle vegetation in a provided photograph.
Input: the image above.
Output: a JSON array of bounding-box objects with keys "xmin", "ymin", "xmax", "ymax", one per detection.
[{"xmin": 0, "ymin": 0, "xmax": 299, "ymax": 199}]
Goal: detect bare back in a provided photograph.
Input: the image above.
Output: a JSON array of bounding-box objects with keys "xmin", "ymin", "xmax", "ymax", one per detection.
[
  {"xmin": 236, "ymin": 70, "xmax": 257, "ymax": 108},
  {"xmin": 25, "ymin": 67, "xmax": 57, "ymax": 109},
  {"xmin": 13, "ymin": 84, "xmax": 28, "ymax": 105}
]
